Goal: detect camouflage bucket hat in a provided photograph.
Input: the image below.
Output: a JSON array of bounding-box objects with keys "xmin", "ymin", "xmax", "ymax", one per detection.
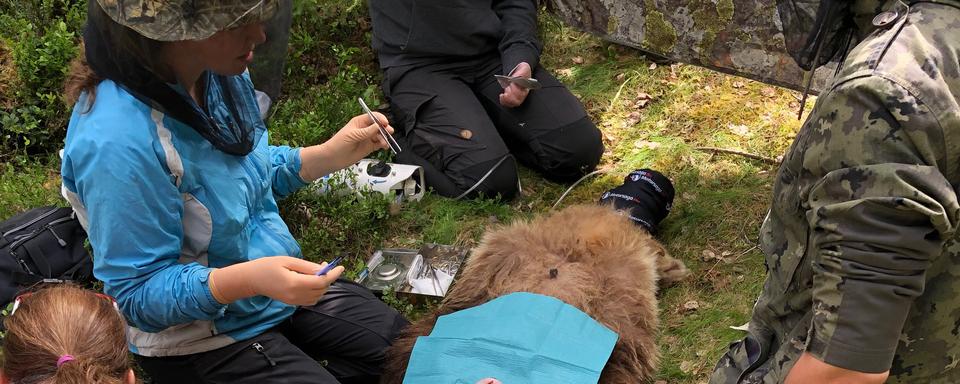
[{"xmin": 96, "ymin": 0, "xmax": 279, "ymax": 41}]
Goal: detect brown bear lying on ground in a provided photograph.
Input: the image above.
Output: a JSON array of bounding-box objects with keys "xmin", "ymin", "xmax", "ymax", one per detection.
[{"xmin": 381, "ymin": 204, "xmax": 689, "ymax": 383}]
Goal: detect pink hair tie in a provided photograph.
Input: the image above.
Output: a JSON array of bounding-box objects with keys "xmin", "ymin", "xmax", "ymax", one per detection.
[{"xmin": 56, "ymin": 354, "xmax": 75, "ymax": 368}]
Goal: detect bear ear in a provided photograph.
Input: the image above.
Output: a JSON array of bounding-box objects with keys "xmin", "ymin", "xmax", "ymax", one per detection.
[{"xmin": 652, "ymin": 243, "xmax": 689, "ymax": 286}]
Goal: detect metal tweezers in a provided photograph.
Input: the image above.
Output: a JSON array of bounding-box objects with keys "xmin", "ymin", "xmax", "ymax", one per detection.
[
  {"xmin": 429, "ymin": 264, "xmax": 446, "ymax": 296},
  {"xmin": 417, "ymin": 256, "xmax": 446, "ymax": 296},
  {"xmin": 359, "ymin": 97, "xmax": 402, "ymax": 155},
  {"xmin": 494, "ymin": 74, "xmax": 542, "ymax": 90}
]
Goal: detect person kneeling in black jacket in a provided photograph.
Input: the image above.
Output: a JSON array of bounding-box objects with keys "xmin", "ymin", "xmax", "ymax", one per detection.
[{"xmin": 368, "ymin": 0, "xmax": 604, "ymax": 200}]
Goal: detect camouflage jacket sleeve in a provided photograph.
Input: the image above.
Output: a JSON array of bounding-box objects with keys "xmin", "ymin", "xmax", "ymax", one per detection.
[
  {"xmin": 493, "ymin": 0, "xmax": 542, "ymax": 73},
  {"xmin": 801, "ymin": 75, "xmax": 960, "ymax": 373}
]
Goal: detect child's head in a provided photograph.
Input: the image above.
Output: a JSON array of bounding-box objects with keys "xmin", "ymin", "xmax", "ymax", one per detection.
[{"xmin": 1, "ymin": 285, "xmax": 135, "ymax": 384}]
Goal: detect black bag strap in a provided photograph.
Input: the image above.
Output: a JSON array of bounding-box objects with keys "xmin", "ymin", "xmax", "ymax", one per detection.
[
  {"xmin": 23, "ymin": 241, "xmax": 53, "ymax": 277},
  {"xmin": 11, "ymin": 271, "xmax": 42, "ymax": 287},
  {"xmin": 58, "ymin": 258, "xmax": 91, "ymax": 281},
  {"xmin": 11, "ymin": 272, "xmax": 72, "ymax": 293}
]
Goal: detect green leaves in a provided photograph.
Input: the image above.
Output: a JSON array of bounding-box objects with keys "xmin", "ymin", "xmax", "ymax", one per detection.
[
  {"xmin": 269, "ymin": 1, "xmax": 378, "ymax": 152},
  {"xmin": 0, "ymin": 0, "xmax": 84, "ymax": 159}
]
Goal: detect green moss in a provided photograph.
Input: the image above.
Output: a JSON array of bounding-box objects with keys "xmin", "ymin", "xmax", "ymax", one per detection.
[
  {"xmin": 607, "ymin": 13, "xmax": 619, "ymax": 34},
  {"xmin": 642, "ymin": 0, "xmax": 678, "ymax": 53},
  {"xmin": 699, "ymin": 29, "xmax": 717, "ymax": 63},
  {"xmin": 717, "ymin": 0, "xmax": 735, "ymax": 24},
  {"xmin": 689, "ymin": 2, "xmax": 734, "ymax": 64}
]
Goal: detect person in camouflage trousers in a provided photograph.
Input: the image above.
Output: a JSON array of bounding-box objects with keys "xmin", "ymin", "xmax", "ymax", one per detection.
[{"xmin": 710, "ymin": 0, "xmax": 960, "ymax": 383}]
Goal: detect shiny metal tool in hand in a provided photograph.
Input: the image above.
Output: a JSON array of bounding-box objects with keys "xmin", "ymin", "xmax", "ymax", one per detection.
[
  {"xmin": 358, "ymin": 97, "xmax": 401, "ymax": 155},
  {"xmin": 494, "ymin": 75, "xmax": 542, "ymax": 90}
]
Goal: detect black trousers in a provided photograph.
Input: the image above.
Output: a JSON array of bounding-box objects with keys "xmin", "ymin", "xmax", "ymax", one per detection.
[
  {"xmin": 136, "ymin": 280, "xmax": 408, "ymax": 384},
  {"xmin": 383, "ymin": 54, "xmax": 604, "ymax": 200}
]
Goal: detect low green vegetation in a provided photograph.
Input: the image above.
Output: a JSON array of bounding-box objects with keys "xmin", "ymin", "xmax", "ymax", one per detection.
[
  {"xmin": 0, "ymin": 0, "xmax": 85, "ymax": 160},
  {"xmin": 0, "ymin": 1, "xmax": 811, "ymax": 382},
  {"xmin": 0, "ymin": 156, "xmax": 65, "ymax": 219}
]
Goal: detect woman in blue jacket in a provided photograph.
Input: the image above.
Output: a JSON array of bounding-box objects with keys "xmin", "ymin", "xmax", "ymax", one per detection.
[{"xmin": 60, "ymin": 0, "xmax": 408, "ymax": 382}]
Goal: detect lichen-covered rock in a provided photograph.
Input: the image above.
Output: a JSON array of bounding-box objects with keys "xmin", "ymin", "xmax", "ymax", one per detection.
[{"xmin": 544, "ymin": 0, "xmax": 834, "ymax": 92}]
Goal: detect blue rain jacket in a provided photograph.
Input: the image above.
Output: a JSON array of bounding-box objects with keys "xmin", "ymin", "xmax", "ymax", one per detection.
[{"xmin": 61, "ymin": 73, "xmax": 308, "ymax": 356}]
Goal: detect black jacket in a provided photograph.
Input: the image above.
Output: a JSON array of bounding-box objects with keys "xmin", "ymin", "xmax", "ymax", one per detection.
[{"xmin": 368, "ymin": 0, "xmax": 542, "ymax": 73}]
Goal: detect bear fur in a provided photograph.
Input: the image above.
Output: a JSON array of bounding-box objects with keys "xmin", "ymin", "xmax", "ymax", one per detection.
[{"xmin": 381, "ymin": 204, "xmax": 688, "ymax": 383}]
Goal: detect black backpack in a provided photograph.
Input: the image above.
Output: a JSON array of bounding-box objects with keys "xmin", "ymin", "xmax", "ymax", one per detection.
[{"xmin": 0, "ymin": 206, "xmax": 94, "ymax": 306}]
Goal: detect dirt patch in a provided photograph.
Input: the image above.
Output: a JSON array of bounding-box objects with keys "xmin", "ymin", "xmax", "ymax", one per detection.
[{"xmin": 0, "ymin": 41, "xmax": 17, "ymax": 109}]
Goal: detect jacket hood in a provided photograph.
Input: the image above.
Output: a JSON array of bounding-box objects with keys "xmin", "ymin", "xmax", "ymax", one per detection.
[{"xmin": 777, "ymin": 0, "xmax": 907, "ymax": 71}]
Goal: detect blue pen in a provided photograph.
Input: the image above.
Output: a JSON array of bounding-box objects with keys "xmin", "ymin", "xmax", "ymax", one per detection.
[{"xmin": 315, "ymin": 255, "xmax": 344, "ymax": 276}]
